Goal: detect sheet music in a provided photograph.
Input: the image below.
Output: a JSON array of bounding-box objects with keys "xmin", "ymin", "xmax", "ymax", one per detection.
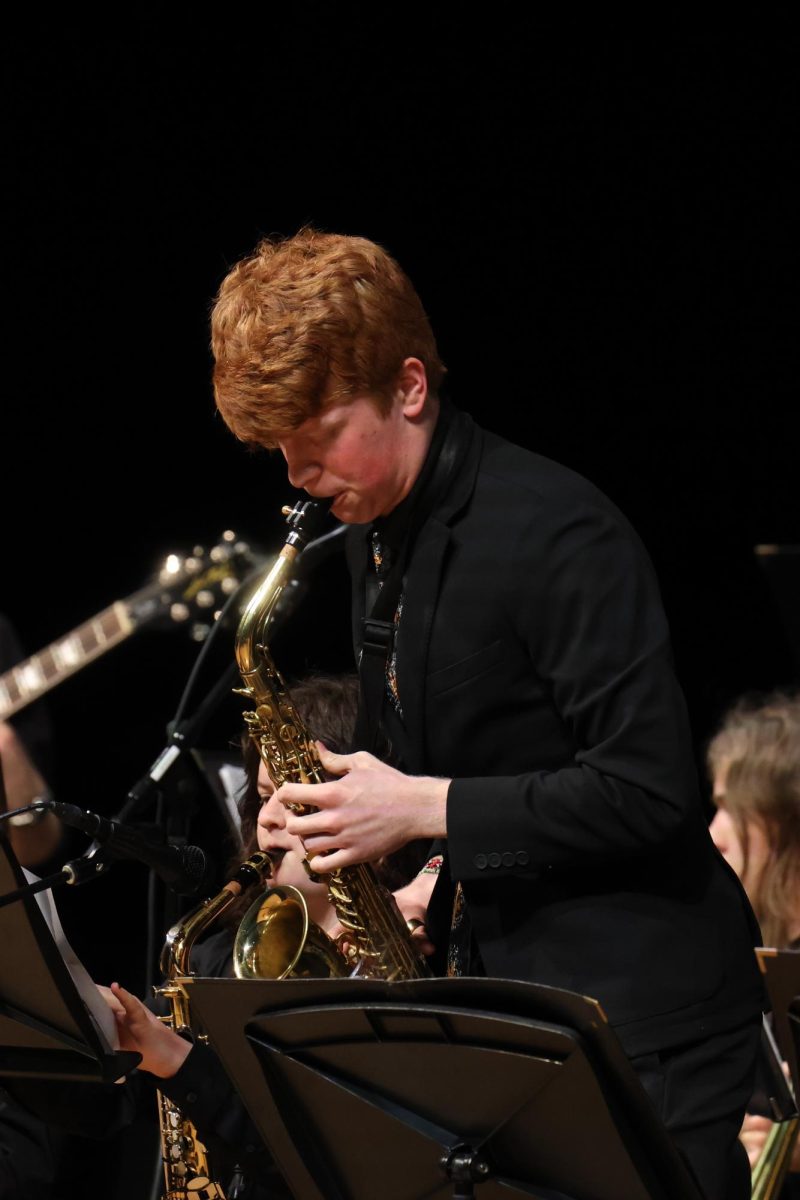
[
  {"xmin": 218, "ymin": 762, "xmax": 246, "ymax": 835},
  {"xmin": 24, "ymin": 867, "xmax": 120, "ymax": 1051}
]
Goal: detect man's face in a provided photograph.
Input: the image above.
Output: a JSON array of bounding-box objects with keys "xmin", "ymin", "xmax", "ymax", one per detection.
[{"xmin": 276, "ymin": 393, "xmax": 419, "ymax": 524}]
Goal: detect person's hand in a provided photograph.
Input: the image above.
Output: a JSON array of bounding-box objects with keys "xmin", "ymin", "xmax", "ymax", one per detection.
[
  {"xmin": 394, "ymin": 871, "xmax": 437, "ymax": 956},
  {"xmin": 740, "ymin": 1059, "xmax": 800, "ymax": 1174},
  {"xmin": 740, "ymin": 1112, "xmax": 772, "ymax": 1169},
  {"xmin": 101, "ymin": 983, "xmax": 192, "ymax": 1079},
  {"xmin": 279, "ymin": 744, "xmax": 449, "ymax": 873}
]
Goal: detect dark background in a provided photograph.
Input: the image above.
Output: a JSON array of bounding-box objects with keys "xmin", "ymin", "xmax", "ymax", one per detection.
[{"xmin": 4, "ymin": 31, "xmax": 798, "ymax": 997}]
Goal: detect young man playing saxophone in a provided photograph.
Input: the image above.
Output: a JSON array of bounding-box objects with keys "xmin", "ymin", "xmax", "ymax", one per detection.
[{"xmin": 210, "ymin": 228, "xmax": 765, "ymax": 1200}]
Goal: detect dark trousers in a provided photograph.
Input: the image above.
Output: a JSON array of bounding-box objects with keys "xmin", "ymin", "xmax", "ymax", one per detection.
[{"xmin": 630, "ymin": 1017, "xmax": 762, "ymax": 1200}]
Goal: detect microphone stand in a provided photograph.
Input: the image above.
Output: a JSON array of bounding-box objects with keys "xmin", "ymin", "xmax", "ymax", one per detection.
[{"xmin": 0, "ymin": 853, "xmax": 105, "ymax": 909}]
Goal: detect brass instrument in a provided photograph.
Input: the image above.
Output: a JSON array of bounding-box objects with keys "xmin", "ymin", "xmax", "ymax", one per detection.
[
  {"xmin": 155, "ymin": 851, "xmax": 271, "ymax": 1200},
  {"xmin": 233, "ymin": 498, "xmax": 429, "ymax": 982},
  {"xmin": 234, "ymin": 882, "xmax": 350, "ymax": 979},
  {"xmin": 751, "ymin": 1107, "xmax": 799, "ymax": 1200}
]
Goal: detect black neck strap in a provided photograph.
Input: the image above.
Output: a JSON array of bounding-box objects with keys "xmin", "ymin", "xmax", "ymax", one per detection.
[{"xmin": 352, "ymin": 405, "xmax": 471, "ymax": 755}]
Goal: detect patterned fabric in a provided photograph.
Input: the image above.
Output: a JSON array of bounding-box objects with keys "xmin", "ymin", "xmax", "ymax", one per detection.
[
  {"xmin": 364, "ymin": 409, "xmax": 482, "ymax": 979},
  {"xmin": 370, "ymin": 529, "xmax": 404, "ymax": 717},
  {"xmin": 370, "ymin": 527, "xmax": 475, "ymax": 977},
  {"xmin": 446, "ymin": 882, "xmax": 471, "ymax": 977}
]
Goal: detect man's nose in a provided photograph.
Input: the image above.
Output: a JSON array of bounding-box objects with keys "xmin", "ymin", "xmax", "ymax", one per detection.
[{"xmin": 280, "ymin": 443, "xmax": 320, "ymax": 491}]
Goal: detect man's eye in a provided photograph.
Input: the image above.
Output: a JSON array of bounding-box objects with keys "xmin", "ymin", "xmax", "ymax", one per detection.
[{"xmin": 319, "ymin": 419, "xmax": 345, "ymax": 443}]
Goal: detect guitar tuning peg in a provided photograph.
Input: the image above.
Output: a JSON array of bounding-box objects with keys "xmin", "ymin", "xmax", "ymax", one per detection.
[
  {"xmin": 170, "ymin": 603, "xmax": 191, "ymax": 623},
  {"xmin": 221, "ymin": 530, "xmax": 236, "ymax": 542},
  {"xmin": 192, "ymin": 545, "xmax": 205, "ymax": 558}
]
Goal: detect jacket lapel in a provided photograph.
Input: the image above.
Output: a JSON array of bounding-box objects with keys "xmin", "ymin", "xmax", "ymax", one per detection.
[
  {"xmin": 396, "ymin": 517, "xmax": 452, "ymax": 773},
  {"xmin": 344, "ymin": 523, "xmax": 371, "ymax": 660},
  {"xmin": 397, "ymin": 415, "xmax": 483, "ymax": 773}
]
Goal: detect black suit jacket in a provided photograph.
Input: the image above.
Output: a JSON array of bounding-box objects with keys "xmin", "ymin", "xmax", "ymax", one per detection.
[{"xmin": 347, "ymin": 410, "xmax": 763, "ymax": 1055}]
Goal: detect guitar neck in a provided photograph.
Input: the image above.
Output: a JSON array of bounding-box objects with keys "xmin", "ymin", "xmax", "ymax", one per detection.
[{"xmin": 0, "ymin": 601, "xmax": 136, "ymax": 721}]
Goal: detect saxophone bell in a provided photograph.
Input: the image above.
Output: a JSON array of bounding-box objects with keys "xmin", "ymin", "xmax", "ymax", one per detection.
[{"xmin": 233, "ymin": 882, "xmax": 351, "ymax": 980}]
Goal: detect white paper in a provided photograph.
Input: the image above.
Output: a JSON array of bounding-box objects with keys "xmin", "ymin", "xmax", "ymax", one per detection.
[
  {"xmin": 218, "ymin": 763, "xmax": 247, "ymax": 839},
  {"xmin": 23, "ymin": 867, "xmax": 120, "ymax": 1051}
]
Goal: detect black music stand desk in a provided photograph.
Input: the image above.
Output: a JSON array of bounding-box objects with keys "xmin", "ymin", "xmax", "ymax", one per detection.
[
  {"xmin": 185, "ymin": 974, "xmax": 704, "ymax": 1200},
  {"xmin": 0, "ymin": 839, "xmax": 138, "ymax": 1083},
  {"xmin": 756, "ymin": 946, "xmax": 800, "ymax": 1100}
]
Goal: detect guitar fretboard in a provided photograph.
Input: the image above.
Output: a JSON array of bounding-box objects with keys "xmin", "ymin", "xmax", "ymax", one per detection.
[{"xmin": 0, "ymin": 602, "xmax": 134, "ymax": 721}]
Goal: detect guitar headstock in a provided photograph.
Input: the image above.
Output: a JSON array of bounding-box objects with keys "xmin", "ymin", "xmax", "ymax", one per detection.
[{"xmin": 130, "ymin": 531, "xmax": 261, "ymax": 640}]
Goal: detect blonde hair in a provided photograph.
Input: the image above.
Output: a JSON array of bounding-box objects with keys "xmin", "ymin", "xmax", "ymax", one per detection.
[
  {"xmin": 707, "ymin": 692, "xmax": 800, "ymax": 947},
  {"xmin": 211, "ymin": 228, "xmax": 446, "ymax": 448}
]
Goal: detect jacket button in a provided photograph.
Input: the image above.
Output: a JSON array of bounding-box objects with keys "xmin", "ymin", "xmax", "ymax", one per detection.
[
  {"xmin": 186, "ymin": 1092, "xmax": 198, "ymax": 1104},
  {"xmin": 502, "ymin": 851, "xmax": 515, "ymax": 867},
  {"xmin": 488, "ymin": 852, "xmax": 502, "ymax": 868},
  {"xmin": 474, "ymin": 853, "xmax": 488, "ymax": 869},
  {"xmin": 515, "ymin": 850, "xmax": 530, "ymax": 866}
]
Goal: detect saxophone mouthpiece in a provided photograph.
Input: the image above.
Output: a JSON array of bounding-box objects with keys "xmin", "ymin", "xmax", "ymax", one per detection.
[{"xmin": 282, "ymin": 498, "xmax": 334, "ymax": 550}]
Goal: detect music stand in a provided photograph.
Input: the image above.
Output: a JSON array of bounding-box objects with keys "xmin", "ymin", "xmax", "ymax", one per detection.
[
  {"xmin": 185, "ymin": 975, "xmax": 704, "ymax": 1200},
  {"xmin": 756, "ymin": 947, "xmax": 800, "ymax": 1100},
  {"xmin": 0, "ymin": 838, "xmax": 138, "ymax": 1082}
]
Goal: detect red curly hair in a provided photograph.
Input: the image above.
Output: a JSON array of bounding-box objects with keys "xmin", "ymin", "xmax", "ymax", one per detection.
[{"xmin": 211, "ymin": 228, "xmax": 446, "ymax": 448}]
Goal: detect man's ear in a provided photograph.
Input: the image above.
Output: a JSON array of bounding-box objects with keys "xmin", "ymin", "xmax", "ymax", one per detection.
[{"xmin": 397, "ymin": 357, "xmax": 428, "ymax": 419}]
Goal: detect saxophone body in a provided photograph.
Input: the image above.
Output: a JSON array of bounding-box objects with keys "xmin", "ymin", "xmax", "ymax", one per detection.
[
  {"xmin": 234, "ymin": 499, "xmax": 429, "ymax": 982},
  {"xmin": 154, "ymin": 852, "xmax": 271, "ymax": 1200},
  {"xmin": 750, "ymin": 1112, "xmax": 799, "ymax": 1199}
]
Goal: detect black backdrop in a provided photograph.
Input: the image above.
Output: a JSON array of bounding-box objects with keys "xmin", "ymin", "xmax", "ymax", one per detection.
[{"xmin": 5, "ymin": 32, "xmax": 798, "ymax": 999}]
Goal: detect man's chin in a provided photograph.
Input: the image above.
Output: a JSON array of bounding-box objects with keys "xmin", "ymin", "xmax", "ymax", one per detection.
[{"xmin": 330, "ymin": 492, "xmax": 374, "ymax": 524}]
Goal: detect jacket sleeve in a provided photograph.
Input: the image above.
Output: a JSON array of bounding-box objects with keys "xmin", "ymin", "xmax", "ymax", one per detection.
[
  {"xmin": 446, "ymin": 495, "xmax": 704, "ymax": 882},
  {"xmin": 160, "ymin": 1042, "xmax": 291, "ymax": 1197}
]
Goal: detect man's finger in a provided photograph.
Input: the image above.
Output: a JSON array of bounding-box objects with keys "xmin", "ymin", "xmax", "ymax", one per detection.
[
  {"xmin": 307, "ymin": 848, "xmax": 353, "ymax": 874},
  {"xmin": 314, "ymin": 743, "xmax": 356, "ymax": 774},
  {"xmin": 278, "ymin": 780, "xmax": 339, "ymax": 809},
  {"xmin": 285, "ymin": 811, "xmax": 342, "ymax": 840}
]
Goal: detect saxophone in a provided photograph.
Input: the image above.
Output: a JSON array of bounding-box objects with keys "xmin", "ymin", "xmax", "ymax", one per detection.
[
  {"xmin": 751, "ymin": 1113, "xmax": 800, "ymax": 1200},
  {"xmin": 233, "ymin": 498, "xmax": 429, "ymax": 982},
  {"xmin": 154, "ymin": 851, "xmax": 272, "ymax": 1200}
]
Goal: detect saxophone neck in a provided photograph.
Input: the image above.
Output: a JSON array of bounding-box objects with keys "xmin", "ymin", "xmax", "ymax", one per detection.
[
  {"xmin": 235, "ymin": 498, "xmax": 333, "ymax": 679},
  {"xmin": 235, "ymin": 548, "xmax": 298, "ymax": 679},
  {"xmin": 159, "ymin": 853, "xmax": 272, "ymax": 980}
]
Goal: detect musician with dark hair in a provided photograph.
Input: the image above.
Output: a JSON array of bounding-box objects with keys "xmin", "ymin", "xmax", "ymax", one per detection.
[
  {"xmin": 6, "ymin": 672, "xmax": 416, "ymax": 1199},
  {"xmin": 210, "ymin": 227, "xmax": 766, "ymax": 1200}
]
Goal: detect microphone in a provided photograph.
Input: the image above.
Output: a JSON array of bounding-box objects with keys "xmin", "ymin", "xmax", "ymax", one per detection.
[{"xmin": 42, "ymin": 801, "xmax": 211, "ymax": 896}]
